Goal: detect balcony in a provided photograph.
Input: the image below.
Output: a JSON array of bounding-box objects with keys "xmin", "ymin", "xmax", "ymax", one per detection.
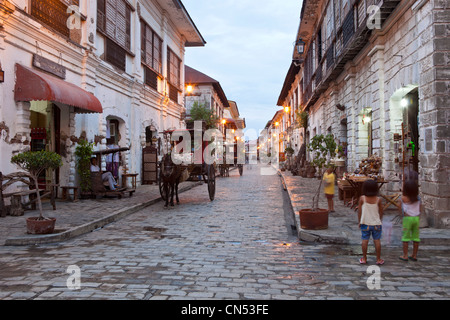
[{"xmin": 302, "ymin": 0, "xmax": 401, "ymax": 108}]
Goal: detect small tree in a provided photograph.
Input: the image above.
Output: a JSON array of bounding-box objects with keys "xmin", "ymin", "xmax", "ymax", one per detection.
[
  {"xmin": 295, "ymin": 110, "xmax": 309, "ymax": 129},
  {"xmin": 308, "ymin": 134, "xmax": 337, "ymax": 174},
  {"xmin": 307, "ymin": 134, "xmax": 337, "ymax": 210},
  {"xmin": 188, "ymin": 101, "xmax": 219, "ymax": 129},
  {"xmin": 11, "ymin": 151, "xmax": 63, "ymax": 219},
  {"xmin": 75, "ymin": 139, "xmax": 94, "ymax": 192}
]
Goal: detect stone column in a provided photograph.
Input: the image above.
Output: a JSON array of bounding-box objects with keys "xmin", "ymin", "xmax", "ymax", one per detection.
[
  {"xmin": 368, "ymin": 45, "xmax": 385, "ymax": 161},
  {"xmin": 419, "ymin": 0, "xmax": 450, "ymax": 228},
  {"xmin": 344, "ymin": 72, "xmax": 357, "ymax": 171}
]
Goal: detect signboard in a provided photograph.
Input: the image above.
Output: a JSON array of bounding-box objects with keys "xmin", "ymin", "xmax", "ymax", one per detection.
[{"xmin": 32, "ymin": 54, "xmax": 66, "ymax": 79}]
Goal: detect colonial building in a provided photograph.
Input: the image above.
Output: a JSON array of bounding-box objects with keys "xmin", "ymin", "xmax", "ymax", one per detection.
[
  {"xmin": 278, "ymin": 0, "xmax": 449, "ymax": 228},
  {"xmin": 184, "ymin": 65, "xmax": 229, "ymax": 133},
  {"xmin": 277, "ymin": 62, "xmax": 302, "ymax": 157},
  {"xmin": 0, "ymin": 0, "xmax": 205, "ymax": 188},
  {"xmin": 184, "ymin": 65, "xmax": 246, "ymax": 163}
]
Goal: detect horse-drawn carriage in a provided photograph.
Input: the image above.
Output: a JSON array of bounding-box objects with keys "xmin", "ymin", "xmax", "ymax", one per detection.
[
  {"xmin": 218, "ymin": 135, "xmax": 244, "ymax": 177},
  {"xmin": 158, "ymin": 122, "xmax": 216, "ymax": 206}
]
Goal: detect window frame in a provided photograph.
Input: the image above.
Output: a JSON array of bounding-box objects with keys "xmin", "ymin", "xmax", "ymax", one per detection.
[
  {"xmin": 167, "ymin": 47, "xmax": 181, "ymax": 89},
  {"xmin": 30, "ymin": 0, "xmax": 80, "ymax": 39},
  {"xmin": 141, "ymin": 20, "xmax": 163, "ymax": 76},
  {"xmin": 97, "ymin": 0, "xmax": 132, "ymax": 52}
]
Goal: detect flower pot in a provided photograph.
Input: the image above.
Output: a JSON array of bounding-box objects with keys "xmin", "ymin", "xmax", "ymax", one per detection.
[
  {"xmin": 299, "ymin": 208, "xmax": 329, "ymax": 230},
  {"xmin": 26, "ymin": 217, "xmax": 56, "ymax": 234}
]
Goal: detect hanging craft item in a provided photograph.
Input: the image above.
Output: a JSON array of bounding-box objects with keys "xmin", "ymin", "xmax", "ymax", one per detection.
[{"xmin": 407, "ymin": 141, "xmax": 416, "ymax": 156}]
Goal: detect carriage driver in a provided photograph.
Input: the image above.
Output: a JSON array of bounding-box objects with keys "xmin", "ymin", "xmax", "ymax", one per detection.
[{"xmin": 90, "ymin": 157, "xmax": 118, "ymax": 190}]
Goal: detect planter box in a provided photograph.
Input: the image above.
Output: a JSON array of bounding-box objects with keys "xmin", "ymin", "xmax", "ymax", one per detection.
[
  {"xmin": 26, "ymin": 217, "xmax": 56, "ymax": 234},
  {"xmin": 299, "ymin": 209, "xmax": 329, "ymax": 230}
]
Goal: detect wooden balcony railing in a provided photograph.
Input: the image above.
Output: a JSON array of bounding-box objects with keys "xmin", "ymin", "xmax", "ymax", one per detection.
[{"xmin": 301, "ymin": 0, "xmax": 401, "ymax": 108}]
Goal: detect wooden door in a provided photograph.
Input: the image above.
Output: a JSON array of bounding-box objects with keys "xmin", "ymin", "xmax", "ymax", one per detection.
[{"xmin": 142, "ymin": 146, "xmax": 157, "ymax": 184}]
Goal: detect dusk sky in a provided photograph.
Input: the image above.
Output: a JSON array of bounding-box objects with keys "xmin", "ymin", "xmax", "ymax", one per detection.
[{"xmin": 183, "ymin": 0, "xmax": 303, "ymax": 135}]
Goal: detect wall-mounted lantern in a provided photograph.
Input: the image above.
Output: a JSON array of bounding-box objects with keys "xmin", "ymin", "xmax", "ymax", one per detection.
[{"xmin": 295, "ymin": 38, "xmax": 306, "ymax": 55}]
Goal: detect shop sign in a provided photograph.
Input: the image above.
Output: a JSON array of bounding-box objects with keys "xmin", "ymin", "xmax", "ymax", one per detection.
[{"xmin": 32, "ymin": 54, "xmax": 66, "ymax": 79}]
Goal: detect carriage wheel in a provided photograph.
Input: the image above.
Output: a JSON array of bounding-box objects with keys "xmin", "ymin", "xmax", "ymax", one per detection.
[
  {"xmin": 207, "ymin": 164, "xmax": 216, "ymax": 201},
  {"xmin": 238, "ymin": 164, "xmax": 243, "ymax": 176},
  {"xmin": 158, "ymin": 167, "xmax": 167, "ymax": 201}
]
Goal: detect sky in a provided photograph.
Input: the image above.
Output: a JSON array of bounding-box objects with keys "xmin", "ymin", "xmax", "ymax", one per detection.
[{"xmin": 183, "ymin": 0, "xmax": 302, "ymax": 135}]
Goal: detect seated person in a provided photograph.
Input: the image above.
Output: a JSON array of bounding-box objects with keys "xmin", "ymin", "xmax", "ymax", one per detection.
[{"xmin": 90, "ymin": 158, "xmax": 118, "ymax": 190}]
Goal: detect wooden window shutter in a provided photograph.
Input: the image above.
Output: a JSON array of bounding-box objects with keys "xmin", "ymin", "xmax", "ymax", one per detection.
[
  {"xmin": 97, "ymin": 0, "xmax": 106, "ymax": 32},
  {"xmin": 103, "ymin": 0, "xmax": 131, "ymax": 50},
  {"xmin": 144, "ymin": 65, "xmax": 158, "ymax": 90},
  {"xmin": 106, "ymin": 37, "xmax": 126, "ymax": 71},
  {"xmin": 153, "ymin": 35, "xmax": 162, "ymax": 74}
]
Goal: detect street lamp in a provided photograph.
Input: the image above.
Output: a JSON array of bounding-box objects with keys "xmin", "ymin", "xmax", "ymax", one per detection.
[
  {"xmin": 284, "ymin": 106, "xmax": 290, "ymax": 113},
  {"xmin": 186, "ymin": 85, "xmax": 193, "ymax": 94},
  {"xmin": 295, "ymin": 38, "xmax": 306, "ymax": 55}
]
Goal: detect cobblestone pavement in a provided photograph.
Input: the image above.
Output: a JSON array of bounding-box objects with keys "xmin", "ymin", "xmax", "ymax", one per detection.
[{"xmin": 0, "ymin": 164, "xmax": 449, "ymax": 300}]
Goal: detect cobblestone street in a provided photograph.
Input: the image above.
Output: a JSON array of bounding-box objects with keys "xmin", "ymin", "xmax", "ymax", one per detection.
[{"xmin": 0, "ymin": 164, "xmax": 449, "ymax": 301}]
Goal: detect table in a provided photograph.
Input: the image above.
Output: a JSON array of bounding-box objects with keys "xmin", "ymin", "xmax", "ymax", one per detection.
[
  {"xmin": 122, "ymin": 173, "xmax": 138, "ymax": 190},
  {"xmin": 345, "ymin": 176, "xmax": 387, "ymax": 211}
]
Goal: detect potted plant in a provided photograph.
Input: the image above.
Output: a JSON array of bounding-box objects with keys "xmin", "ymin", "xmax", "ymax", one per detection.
[
  {"xmin": 298, "ymin": 165, "xmax": 330, "ymax": 230},
  {"xmin": 75, "ymin": 139, "xmax": 94, "ymax": 196},
  {"xmin": 299, "ymin": 134, "xmax": 338, "ymax": 230},
  {"xmin": 11, "ymin": 150, "xmax": 63, "ymax": 234}
]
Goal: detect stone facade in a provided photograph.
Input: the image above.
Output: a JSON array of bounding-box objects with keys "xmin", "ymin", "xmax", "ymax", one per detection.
[
  {"xmin": 279, "ymin": 0, "xmax": 449, "ymax": 228},
  {"xmin": 0, "ymin": 1, "xmax": 204, "ymax": 189}
]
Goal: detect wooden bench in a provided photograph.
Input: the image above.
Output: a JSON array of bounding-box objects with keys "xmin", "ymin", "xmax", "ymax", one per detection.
[
  {"xmin": 0, "ymin": 171, "xmax": 56, "ymax": 217},
  {"xmin": 88, "ymin": 172, "xmax": 135, "ymax": 199},
  {"xmin": 338, "ymin": 183, "xmax": 355, "ymax": 205},
  {"xmin": 61, "ymin": 186, "xmax": 79, "ymax": 202}
]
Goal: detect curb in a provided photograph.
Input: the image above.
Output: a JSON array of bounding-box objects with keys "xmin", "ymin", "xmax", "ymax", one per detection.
[
  {"xmin": 278, "ymin": 170, "xmax": 450, "ymax": 246},
  {"xmin": 278, "ymin": 170, "xmax": 349, "ymax": 244},
  {"xmin": 4, "ymin": 182, "xmax": 203, "ymax": 246}
]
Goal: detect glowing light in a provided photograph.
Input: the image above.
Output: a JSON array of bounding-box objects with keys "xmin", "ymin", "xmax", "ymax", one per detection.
[
  {"xmin": 401, "ymin": 98, "xmax": 408, "ymax": 108},
  {"xmin": 186, "ymin": 85, "xmax": 193, "ymax": 93}
]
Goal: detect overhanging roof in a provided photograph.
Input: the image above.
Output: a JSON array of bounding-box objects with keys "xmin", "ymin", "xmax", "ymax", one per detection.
[
  {"xmin": 14, "ymin": 64, "xmax": 102, "ymax": 113},
  {"xmin": 277, "ymin": 61, "xmax": 301, "ymax": 106},
  {"xmin": 158, "ymin": 0, "xmax": 206, "ymax": 47},
  {"xmin": 185, "ymin": 65, "xmax": 230, "ymax": 109}
]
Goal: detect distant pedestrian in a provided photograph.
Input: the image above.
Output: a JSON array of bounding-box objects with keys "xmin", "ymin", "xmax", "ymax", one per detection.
[
  {"xmin": 358, "ymin": 179, "xmax": 384, "ymax": 265},
  {"xmin": 398, "ymin": 180, "xmax": 421, "ymax": 262},
  {"xmin": 323, "ymin": 166, "xmax": 335, "ymax": 213}
]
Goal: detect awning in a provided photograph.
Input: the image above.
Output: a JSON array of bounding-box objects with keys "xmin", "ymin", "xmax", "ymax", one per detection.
[{"xmin": 14, "ymin": 64, "xmax": 102, "ymax": 113}]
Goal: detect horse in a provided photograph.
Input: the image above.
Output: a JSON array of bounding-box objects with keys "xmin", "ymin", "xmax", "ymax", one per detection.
[{"xmin": 160, "ymin": 153, "xmax": 188, "ymax": 207}]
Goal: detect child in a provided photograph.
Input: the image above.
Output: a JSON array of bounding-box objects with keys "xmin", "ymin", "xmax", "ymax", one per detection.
[
  {"xmin": 399, "ymin": 180, "xmax": 421, "ymax": 262},
  {"xmin": 323, "ymin": 166, "xmax": 335, "ymax": 212},
  {"xmin": 358, "ymin": 179, "xmax": 384, "ymax": 265}
]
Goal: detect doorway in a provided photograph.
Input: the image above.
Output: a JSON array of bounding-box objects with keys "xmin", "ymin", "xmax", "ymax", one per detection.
[
  {"xmin": 142, "ymin": 125, "xmax": 158, "ymax": 184},
  {"xmin": 29, "ymin": 102, "xmax": 61, "ymax": 187},
  {"xmin": 403, "ymin": 89, "xmax": 419, "ymax": 175}
]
